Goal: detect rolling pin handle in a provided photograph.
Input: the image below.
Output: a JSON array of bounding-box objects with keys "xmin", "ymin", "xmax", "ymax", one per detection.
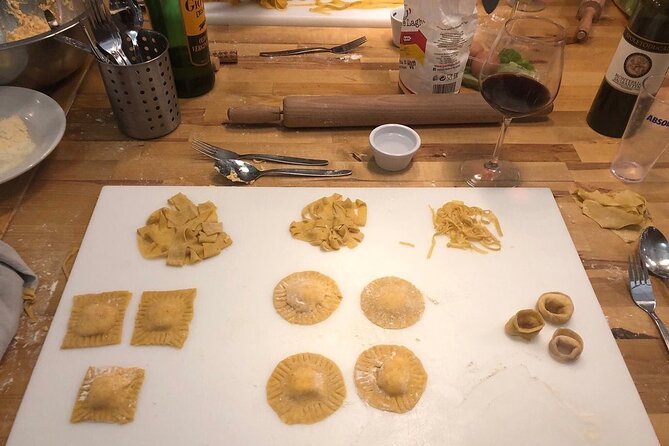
[
  {"xmin": 576, "ymin": 8, "xmax": 596, "ymax": 42},
  {"xmin": 227, "ymin": 105, "xmax": 282, "ymax": 124}
]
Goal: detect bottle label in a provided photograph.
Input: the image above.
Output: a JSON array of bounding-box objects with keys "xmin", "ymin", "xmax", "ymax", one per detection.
[
  {"xmin": 604, "ymin": 28, "xmax": 669, "ymax": 94},
  {"xmin": 180, "ymin": 0, "xmax": 210, "ymax": 66}
]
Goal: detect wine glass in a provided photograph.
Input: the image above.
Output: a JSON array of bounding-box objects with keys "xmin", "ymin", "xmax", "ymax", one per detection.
[
  {"xmin": 461, "ymin": 16, "xmax": 565, "ymax": 187},
  {"xmin": 507, "ymin": 0, "xmax": 546, "ymax": 13}
]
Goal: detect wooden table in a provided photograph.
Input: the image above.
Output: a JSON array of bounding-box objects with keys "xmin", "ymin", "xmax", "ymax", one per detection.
[{"xmin": 1, "ymin": 2, "xmax": 668, "ymax": 444}]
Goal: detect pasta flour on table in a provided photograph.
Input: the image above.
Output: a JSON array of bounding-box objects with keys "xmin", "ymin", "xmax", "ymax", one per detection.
[{"xmin": 399, "ymin": 0, "xmax": 477, "ymax": 94}]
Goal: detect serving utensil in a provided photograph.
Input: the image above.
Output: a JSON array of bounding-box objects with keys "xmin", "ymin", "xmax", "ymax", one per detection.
[
  {"xmin": 85, "ymin": 0, "xmax": 131, "ymax": 65},
  {"xmin": 215, "ymin": 159, "xmax": 351, "ymax": 183},
  {"xmin": 192, "ymin": 139, "xmax": 328, "ymax": 166},
  {"xmin": 628, "ymin": 252, "xmax": 669, "ymax": 353},
  {"xmin": 44, "ymin": 9, "xmax": 94, "ymax": 55},
  {"xmin": 110, "ymin": 0, "xmax": 144, "ymax": 61},
  {"xmin": 259, "ymin": 36, "xmax": 366, "ymax": 57},
  {"xmin": 639, "ymin": 226, "xmax": 669, "ymax": 281}
]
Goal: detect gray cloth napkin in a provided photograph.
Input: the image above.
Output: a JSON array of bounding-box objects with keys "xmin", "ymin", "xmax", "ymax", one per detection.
[{"xmin": 0, "ymin": 240, "xmax": 38, "ymax": 358}]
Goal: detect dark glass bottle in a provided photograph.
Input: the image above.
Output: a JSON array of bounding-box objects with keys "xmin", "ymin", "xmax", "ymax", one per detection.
[
  {"xmin": 586, "ymin": 0, "xmax": 669, "ymax": 137},
  {"xmin": 144, "ymin": 0, "xmax": 215, "ymax": 98}
]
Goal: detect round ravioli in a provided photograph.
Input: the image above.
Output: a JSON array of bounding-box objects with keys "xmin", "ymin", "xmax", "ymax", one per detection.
[
  {"xmin": 354, "ymin": 344, "xmax": 427, "ymax": 413},
  {"xmin": 360, "ymin": 277, "xmax": 424, "ymax": 329},
  {"xmin": 273, "ymin": 271, "xmax": 342, "ymax": 325},
  {"xmin": 266, "ymin": 352, "xmax": 346, "ymax": 424}
]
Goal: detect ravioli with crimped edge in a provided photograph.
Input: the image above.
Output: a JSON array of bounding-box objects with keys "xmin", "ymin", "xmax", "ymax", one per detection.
[
  {"xmin": 131, "ymin": 288, "xmax": 196, "ymax": 348},
  {"xmin": 266, "ymin": 352, "xmax": 346, "ymax": 424},
  {"xmin": 70, "ymin": 366, "xmax": 145, "ymax": 424},
  {"xmin": 354, "ymin": 344, "xmax": 427, "ymax": 413},
  {"xmin": 61, "ymin": 291, "xmax": 131, "ymax": 349},
  {"xmin": 360, "ymin": 276, "xmax": 425, "ymax": 329},
  {"xmin": 273, "ymin": 271, "xmax": 342, "ymax": 325}
]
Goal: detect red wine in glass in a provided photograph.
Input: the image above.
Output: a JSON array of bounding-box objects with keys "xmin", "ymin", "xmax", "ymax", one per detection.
[{"xmin": 481, "ymin": 73, "xmax": 552, "ymax": 118}]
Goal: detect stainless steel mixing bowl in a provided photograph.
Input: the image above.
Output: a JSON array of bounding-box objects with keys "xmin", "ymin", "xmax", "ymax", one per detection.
[{"xmin": 0, "ymin": 0, "xmax": 88, "ymax": 90}]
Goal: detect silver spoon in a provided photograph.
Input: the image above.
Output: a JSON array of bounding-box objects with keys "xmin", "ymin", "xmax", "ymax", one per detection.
[
  {"xmin": 639, "ymin": 226, "xmax": 669, "ymax": 280},
  {"xmin": 215, "ymin": 159, "xmax": 352, "ymax": 183},
  {"xmin": 110, "ymin": 0, "xmax": 144, "ymax": 62}
]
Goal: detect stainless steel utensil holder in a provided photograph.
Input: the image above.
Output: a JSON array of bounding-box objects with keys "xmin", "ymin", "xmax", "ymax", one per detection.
[{"xmin": 97, "ymin": 29, "xmax": 180, "ymax": 140}]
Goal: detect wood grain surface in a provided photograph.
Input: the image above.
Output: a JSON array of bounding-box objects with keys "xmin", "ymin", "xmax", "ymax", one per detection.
[{"xmin": 1, "ymin": 1, "xmax": 669, "ymax": 444}]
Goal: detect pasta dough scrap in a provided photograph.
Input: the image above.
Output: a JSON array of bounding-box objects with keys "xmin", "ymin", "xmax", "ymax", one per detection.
[
  {"xmin": 131, "ymin": 288, "xmax": 196, "ymax": 348},
  {"xmin": 354, "ymin": 344, "xmax": 427, "ymax": 413},
  {"xmin": 571, "ymin": 187, "xmax": 651, "ymax": 243},
  {"xmin": 360, "ymin": 277, "xmax": 424, "ymax": 329},
  {"xmin": 137, "ymin": 193, "xmax": 232, "ymax": 266},
  {"xmin": 289, "ymin": 193, "xmax": 367, "ymax": 252},
  {"xmin": 71, "ymin": 366, "xmax": 145, "ymax": 424},
  {"xmin": 428, "ymin": 200, "xmax": 502, "ymax": 257},
  {"xmin": 61, "ymin": 291, "xmax": 132, "ymax": 349},
  {"xmin": 273, "ymin": 271, "xmax": 342, "ymax": 325},
  {"xmin": 266, "ymin": 352, "xmax": 346, "ymax": 424}
]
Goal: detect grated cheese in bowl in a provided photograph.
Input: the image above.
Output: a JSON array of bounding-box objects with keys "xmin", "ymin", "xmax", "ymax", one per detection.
[{"xmin": 0, "ymin": 115, "xmax": 35, "ymax": 175}]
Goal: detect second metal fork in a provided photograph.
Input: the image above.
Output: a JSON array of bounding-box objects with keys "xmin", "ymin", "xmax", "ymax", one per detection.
[
  {"xmin": 628, "ymin": 252, "xmax": 669, "ymax": 353},
  {"xmin": 259, "ymin": 36, "xmax": 367, "ymax": 57},
  {"xmin": 191, "ymin": 139, "xmax": 328, "ymax": 166}
]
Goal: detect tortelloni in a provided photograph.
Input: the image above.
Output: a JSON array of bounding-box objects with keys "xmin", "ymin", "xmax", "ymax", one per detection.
[
  {"xmin": 548, "ymin": 328, "xmax": 584, "ymax": 363},
  {"xmin": 504, "ymin": 309, "xmax": 545, "ymax": 340},
  {"xmin": 536, "ymin": 291, "xmax": 574, "ymax": 325}
]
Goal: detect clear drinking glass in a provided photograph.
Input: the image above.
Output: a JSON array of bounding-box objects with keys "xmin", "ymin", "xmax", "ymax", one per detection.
[
  {"xmin": 461, "ymin": 17, "xmax": 565, "ymax": 187},
  {"xmin": 610, "ymin": 74, "xmax": 669, "ymax": 183}
]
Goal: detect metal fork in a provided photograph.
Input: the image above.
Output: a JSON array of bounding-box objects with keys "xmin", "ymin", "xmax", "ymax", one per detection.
[
  {"xmin": 628, "ymin": 253, "xmax": 669, "ymax": 353},
  {"xmin": 86, "ymin": 0, "xmax": 131, "ymax": 65},
  {"xmin": 259, "ymin": 36, "xmax": 367, "ymax": 57},
  {"xmin": 191, "ymin": 139, "xmax": 328, "ymax": 166}
]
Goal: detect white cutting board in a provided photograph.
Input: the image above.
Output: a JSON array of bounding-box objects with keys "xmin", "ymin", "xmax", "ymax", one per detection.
[
  {"xmin": 205, "ymin": 0, "xmax": 395, "ymax": 27},
  {"xmin": 8, "ymin": 186, "xmax": 659, "ymax": 446}
]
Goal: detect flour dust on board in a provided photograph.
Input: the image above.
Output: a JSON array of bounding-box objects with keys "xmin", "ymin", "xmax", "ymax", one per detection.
[{"xmin": 398, "ymin": 0, "xmax": 477, "ymax": 94}]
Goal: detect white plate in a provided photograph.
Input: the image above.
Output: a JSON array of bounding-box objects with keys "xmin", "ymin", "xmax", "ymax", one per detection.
[{"xmin": 0, "ymin": 86, "xmax": 66, "ymax": 185}]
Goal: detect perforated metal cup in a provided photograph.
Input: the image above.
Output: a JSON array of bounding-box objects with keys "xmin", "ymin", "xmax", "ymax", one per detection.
[{"xmin": 97, "ymin": 30, "xmax": 181, "ymax": 140}]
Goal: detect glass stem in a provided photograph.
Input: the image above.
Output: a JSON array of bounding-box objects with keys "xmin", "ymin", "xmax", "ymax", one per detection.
[{"xmin": 485, "ymin": 117, "xmax": 512, "ymax": 171}]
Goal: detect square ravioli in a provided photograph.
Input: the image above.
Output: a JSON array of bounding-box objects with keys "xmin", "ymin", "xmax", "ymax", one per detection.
[
  {"xmin": 71, "ymin": 366, "xmax": 145, "ymax": 424},
  {"xmin": 61, "ymin": 291, "xmax": 132, "ymax": 349},
  {"xmin": 131, "ymin": 288, "xmax": 196, "ymax": 348}
]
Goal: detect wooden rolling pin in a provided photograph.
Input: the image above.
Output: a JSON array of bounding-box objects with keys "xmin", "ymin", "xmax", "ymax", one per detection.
[
  {"xmin": 226, "ymin": 94, "xmax": 552, "ymax": 128},
  {"xmin": 576, "ymin": 0, "xmax": 606, "ymax": 42}
]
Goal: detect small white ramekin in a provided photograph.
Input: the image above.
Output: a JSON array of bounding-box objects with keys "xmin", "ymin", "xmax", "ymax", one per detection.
[
  {"xmin": 369, "ymin": 123, "xmax": 421, "ymax": 172},
  {"xmin": 390, "ymin": 7, "xmax": 403, "ymax": 47}
]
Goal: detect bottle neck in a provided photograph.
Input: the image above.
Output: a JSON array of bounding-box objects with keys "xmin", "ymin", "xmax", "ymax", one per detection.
[{"xmin": 628, "ymin": 0, "xmax": 669, "ymax": 42}]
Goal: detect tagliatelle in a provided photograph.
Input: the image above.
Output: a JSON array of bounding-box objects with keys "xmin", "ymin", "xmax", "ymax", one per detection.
[
  {"xmin": 428, "ymin": 200, "xmax": 502, "ymax": 257},
  {"xmin": 208, "ymin": 0, "xmax": 401, "ymax": 12},
  {"xmin": 289, "ymin": 193, "xmax": 367, "ymax": 251},
  {"xmin": 310, "ymin": 0, "xmax": 402, "ymax": 14}
]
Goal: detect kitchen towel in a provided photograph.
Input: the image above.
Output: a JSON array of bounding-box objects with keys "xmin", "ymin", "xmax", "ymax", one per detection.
[{"xmin": 0, "ymin": 241, "xmax": 37, "ymax": 358}]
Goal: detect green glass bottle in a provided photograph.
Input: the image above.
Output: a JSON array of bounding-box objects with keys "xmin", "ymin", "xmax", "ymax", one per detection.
[{"xmin": 144, "ymin": 0, "xmax": 215, "ymax": 98}]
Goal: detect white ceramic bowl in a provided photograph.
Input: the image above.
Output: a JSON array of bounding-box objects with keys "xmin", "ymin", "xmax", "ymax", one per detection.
[
  {"xmin": 369, "ymin": 123, "xmax": 421, "ymax": 172},
  {"xmin": 390, "ymin": 7, "xmax": 403, "ymax": 48},
  {"xmin": 0, "ymin": 86, "xmax": 66, "ymax": 184}
]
